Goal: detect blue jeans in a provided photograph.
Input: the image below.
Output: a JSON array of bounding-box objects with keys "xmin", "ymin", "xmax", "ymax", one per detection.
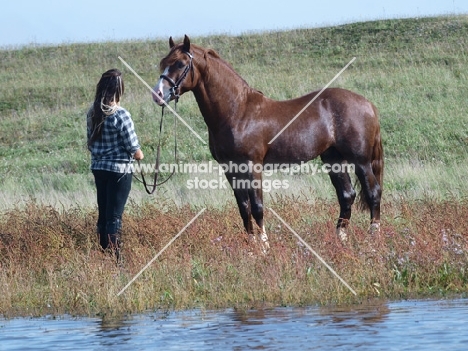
[{"xmin": 92, "ymin": 170, "xmax": 132, "ymax": 250}]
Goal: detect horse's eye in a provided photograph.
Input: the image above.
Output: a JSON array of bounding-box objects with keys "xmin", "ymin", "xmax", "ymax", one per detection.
[{"xmin": 175, "ymin": 60, "xmax": 185, "ymax": 69}]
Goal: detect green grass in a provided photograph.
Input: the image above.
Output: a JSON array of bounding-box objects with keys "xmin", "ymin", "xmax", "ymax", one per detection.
[{"xmin": 1, "ymin": 15, "xmax": 468, "ymax": 208}]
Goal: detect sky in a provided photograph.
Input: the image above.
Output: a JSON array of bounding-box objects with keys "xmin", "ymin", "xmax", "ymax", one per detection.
[{"xmin": 1, "ymin": 0, "xmax": 467, "ymax": 48}]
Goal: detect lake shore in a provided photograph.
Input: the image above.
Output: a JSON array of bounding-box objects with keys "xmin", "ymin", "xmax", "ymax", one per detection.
[{"xmin": 1, "ymin": 197, "xmax": 467, "ymax": 318}]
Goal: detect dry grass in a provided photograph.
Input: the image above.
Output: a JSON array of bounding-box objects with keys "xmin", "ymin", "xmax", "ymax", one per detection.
[{"xmin": 1, "ymin": 197, "xmax": 467, "ymax": 318}]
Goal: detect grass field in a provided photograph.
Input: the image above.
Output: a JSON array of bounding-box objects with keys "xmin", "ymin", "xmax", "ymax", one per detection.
[
  {"xmin": 0, "ymin": 15, "xmax": 467, "ymax": 317},
  {"xmin": 1, "ymin": 14, "xmax": 467, "ymax": 208}
]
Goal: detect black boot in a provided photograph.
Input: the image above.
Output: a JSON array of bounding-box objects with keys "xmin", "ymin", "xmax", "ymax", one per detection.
[
  {"xmin": 108, "ymin": 233, "xmax": 122, "ymax": 264},
  {"xmin": 97, "ymin": 225, "xmax": 108, "ymax": 251}
]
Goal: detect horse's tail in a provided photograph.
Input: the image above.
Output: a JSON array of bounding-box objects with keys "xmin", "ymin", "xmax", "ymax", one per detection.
[
  {"xmin": 358, "ymin": 108, "xmax": 384, "ymax": 211},
  {"xmin": 371, "ymin": 129, "xmax": 384, "ymax": 191}
]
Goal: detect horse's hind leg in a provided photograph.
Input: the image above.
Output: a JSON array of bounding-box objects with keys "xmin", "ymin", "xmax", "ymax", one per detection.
[
  {"xmin": 321, "ymin": 150, "xmax": 356, "ymax": 242},
  {"xmin": 330, "ymin": 172, "xmax": 356, "ymax": 242}
]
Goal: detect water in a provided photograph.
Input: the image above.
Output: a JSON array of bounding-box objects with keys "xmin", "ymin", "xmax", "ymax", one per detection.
[{"xmin": 1, "ymin": 299, "xmax": 467, "ymax": 350}]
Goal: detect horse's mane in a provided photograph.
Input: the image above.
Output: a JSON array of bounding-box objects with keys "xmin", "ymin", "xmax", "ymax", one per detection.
[
  {"xmin": 201, "ymin": 46, "xmax": 264, "ymax": 95},
  {"xmin": 160, "ymin": 44, "xmax": 264, "ymax": 95}
]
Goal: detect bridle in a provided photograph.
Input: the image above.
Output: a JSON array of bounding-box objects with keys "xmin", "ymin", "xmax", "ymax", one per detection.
[
  {"xmin": 133, "ymin": 50, "xmax": 193, "ymax": 194},
  {"xmin": 133, "ymin": 105, "xmax": 177, "ymax": 194},
  {"xmin": 159, "ymin": 50, "xmax": 193, "ymax": 102}
]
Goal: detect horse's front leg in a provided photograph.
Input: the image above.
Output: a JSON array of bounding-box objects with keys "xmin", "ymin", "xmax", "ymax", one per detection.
[
  {"xmin": 249, "ymin": 167, "xmax": 270, "ymax": 253},
  {"xmin": 224, "ymin": 171, "xmax": 253, "ymax": 233}
]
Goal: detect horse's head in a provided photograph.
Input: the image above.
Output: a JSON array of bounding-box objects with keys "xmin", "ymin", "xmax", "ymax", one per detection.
[{"xmin": 152, "ymin": 35, "xmax": 195, "ymax": 105}]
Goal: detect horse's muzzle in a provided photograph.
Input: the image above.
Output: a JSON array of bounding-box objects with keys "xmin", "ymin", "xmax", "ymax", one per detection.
[{"xmin": 152, "ymin": 89, "xmax": 166, "ymax": 106}]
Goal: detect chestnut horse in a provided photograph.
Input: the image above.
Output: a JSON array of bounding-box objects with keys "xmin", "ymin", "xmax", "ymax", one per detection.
[{"xmin": 153, "ymin": 35, "xmax": 383, "ymax": 245}]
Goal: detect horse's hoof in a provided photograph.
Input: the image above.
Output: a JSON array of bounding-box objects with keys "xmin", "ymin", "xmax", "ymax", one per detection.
[
  {"xmin": 369, "ymin": 222, "xmax": 380, "ymax": 235},
  {"xmin": 260, "ymin": 240, "xmax": 270, "ymax": 255},
  {"xmin": 336, "ymin": 227, "xmax": 348, "ymax": 242},
  {"xmin": 259, "ymin": 230, "xmax": 270, "ymax": 254},
  {"xmin": 248, "ymin": 233, "xmax": 270, "ymax": 255}
]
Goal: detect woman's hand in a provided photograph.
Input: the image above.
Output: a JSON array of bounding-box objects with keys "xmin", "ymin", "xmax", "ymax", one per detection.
[{"xmin": 134, "ymin": 149, "xmax": 144, "ymax": 160}]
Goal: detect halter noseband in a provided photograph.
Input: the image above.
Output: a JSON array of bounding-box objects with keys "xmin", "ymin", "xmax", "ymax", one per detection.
[{"xmin": 159, "ymin": 51, "xmax": 193, "ymax": 101}]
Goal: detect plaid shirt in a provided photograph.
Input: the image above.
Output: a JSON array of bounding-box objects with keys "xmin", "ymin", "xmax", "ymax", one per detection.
[{"xmin": 87, "ymin": 106, "xmax": 140, "ymax": 173}]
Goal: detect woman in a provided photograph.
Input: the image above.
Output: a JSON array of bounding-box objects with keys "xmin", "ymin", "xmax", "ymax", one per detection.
[{"xmin": 87, "ymin": 68, "xmax": 144, "ymax": 261}]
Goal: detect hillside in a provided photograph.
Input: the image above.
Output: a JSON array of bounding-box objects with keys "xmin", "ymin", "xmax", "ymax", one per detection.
[{"xmin": 0, "ymin": 15, "xmax": 467, "ymax": 208}]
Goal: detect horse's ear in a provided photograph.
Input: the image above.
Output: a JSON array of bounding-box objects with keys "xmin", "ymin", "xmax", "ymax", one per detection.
[
  {"xmin": 183, "ymin": 35, "xmax": 191, "ymax": 52},
  {"xmin": 169, "ymin": 37, "xmax": 175, "ymax": 48}
]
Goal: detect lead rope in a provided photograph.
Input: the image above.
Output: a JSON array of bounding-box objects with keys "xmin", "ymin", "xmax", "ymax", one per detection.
[{"xmin": 134, "ymin": 101, "xmax": 178, "ymax": 194}]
